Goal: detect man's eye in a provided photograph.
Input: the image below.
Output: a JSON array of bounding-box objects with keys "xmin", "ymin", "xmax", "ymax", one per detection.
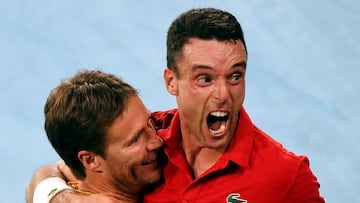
[
  {"xmin": 132, "ymin": 134, "xmax": 141, "ymax": 144},
  {"xmin": 230, "ymin": 73, "xmax": 243, "ymax": 83},
  {"xmin": 197, "ymin": 75, "xmax": 211, "ymax": 83},
  {"xmin": 233, "ymin": 73, "xmax": 241, "ymax": 80}
]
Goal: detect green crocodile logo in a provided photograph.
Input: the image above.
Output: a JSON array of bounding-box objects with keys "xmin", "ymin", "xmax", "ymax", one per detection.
[{"xmin": 226, "ymin": 193, "xmax": 247, "ymax": 203}]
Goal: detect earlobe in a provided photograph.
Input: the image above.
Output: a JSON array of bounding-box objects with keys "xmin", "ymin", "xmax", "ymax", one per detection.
[{"xmin": 164, "ymin": 68, "xmax": 178, "ymax": 95}]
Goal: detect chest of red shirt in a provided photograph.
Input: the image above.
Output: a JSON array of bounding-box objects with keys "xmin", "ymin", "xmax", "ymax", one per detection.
[{"xmin": 144, "ymin": 151, "xmax": 296, "ymax": 203}]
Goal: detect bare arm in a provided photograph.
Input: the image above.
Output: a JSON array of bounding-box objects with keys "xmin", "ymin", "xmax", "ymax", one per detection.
[
  {"xmin": 25, "ymin": 161, "xmax": 69, "ymax": 203},
  {"xmin": 26, "ymin": 161, "xmax": 117, "ymax": 203}
]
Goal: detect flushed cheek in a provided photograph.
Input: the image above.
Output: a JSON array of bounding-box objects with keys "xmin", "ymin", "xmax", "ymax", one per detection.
[
  {"xmin": 230, "ymin": 91, "xmax": 245, "ymax": 107},
  {"xmin": 180, "ymin": 92, "xmax": 206, "ymax": 115}
]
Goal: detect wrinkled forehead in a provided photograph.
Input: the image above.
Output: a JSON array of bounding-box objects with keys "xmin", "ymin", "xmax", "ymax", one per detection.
[{"xmin": 177, "ymin": 38, "xmax": 247, "ymax": 68}]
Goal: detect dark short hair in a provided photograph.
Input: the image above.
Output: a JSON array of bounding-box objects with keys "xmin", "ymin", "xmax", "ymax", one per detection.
[
  {"xmin": 44, "ymin": 70, "xmax": 137, "ymax": 179},
  {"xmin": 167, "ymin": 8, "xmax": 247, "ymax": 76}
]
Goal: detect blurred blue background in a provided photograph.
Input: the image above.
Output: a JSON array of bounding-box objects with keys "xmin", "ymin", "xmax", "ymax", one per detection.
[{"xmin": 1, "ymin": 1, "xmax": 359, "ymax": 202}]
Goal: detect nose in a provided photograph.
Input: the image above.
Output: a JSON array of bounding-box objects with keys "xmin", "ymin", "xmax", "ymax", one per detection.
[
  {"xmin": 147, "ymin": 131, "xmax": 164, "ymax": 151},
  {"xmin": 213, "ymin": 79, "xmax": 230, "ymax": 102}
]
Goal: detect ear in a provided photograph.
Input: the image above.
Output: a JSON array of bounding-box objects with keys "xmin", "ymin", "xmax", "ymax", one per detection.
[
  {"xmin": 164, "ymin": 68, "xmax": 178, "ymax": 95},
  {"xmin": 78, "ymin": 150, "xmax": 102, "ymax": 172}
]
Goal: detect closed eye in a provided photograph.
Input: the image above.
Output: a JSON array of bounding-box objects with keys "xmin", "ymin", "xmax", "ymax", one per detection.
[
  {"xmin": 128, "ymin": 129, "xmax": 144, "ymax": 146},
  {"xmin": 128, "ymin": 119, "xmax": 155, "ymax": 146}
]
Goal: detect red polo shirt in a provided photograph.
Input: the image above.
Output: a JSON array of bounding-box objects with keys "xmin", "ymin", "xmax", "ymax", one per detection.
[{"xmin": 145, "ymin": 107, "xmax": 325, "ymax": 203}]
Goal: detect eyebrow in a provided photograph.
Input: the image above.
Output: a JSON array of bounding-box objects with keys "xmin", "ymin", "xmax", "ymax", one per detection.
[
  {"xmin": 192, "ymin": 61, "xmax": 247, "ymax": 72},
  {"xmin": 233, "ymin": 61, "xmax": 247, "ymax": 69},
  {"xmin": 192, "ymin": 65, "xmax": 212, "ymax": 72}
]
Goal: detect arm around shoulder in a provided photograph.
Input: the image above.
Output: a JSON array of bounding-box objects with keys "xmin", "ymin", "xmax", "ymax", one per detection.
[
  {"xmin": 26, "ymin": 161, "xmax": 67, "ymax": 203},
  {"xmin": 26, "ymin": 160, "xmax": 118, "ymax": 203}
]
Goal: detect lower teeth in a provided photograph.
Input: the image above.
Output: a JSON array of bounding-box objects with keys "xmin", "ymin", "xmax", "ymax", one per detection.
[{"xmin": 210, "ymin": 121, "xmax": 226, "ymax": 134}]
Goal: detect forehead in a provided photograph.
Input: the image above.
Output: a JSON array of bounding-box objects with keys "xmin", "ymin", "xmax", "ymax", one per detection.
[
  {"xmin": 179, "ymin": 38, "xmax": 247, "ymax": 68},
  {"xmin": 105, "ymin": 96, "xmax": 150, "ymax": 144}
]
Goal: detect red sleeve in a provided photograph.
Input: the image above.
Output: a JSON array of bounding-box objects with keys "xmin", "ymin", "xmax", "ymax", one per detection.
[{"xmin": 283, "ymin": 156, "xmax": 325, "ymax": 203}]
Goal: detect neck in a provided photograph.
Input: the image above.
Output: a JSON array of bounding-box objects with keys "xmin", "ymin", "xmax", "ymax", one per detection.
[
  {"xmin": 78, "ymin": 173, "xmax": 138, "ymax": 202},
  {"xmin": 181, "ymin": 133, "xmax": 225, "ymax": 178}
]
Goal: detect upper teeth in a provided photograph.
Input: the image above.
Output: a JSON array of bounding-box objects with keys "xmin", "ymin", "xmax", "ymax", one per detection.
[
  {"xmin": 210, "ymin": 111, "xmax": 228, "ymax": 117},
  {"xmin": 144, "ymin": 158, "xmax": 155, "ymax": 164}
]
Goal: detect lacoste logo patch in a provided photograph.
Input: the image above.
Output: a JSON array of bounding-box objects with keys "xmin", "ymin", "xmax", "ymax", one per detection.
[{"xmin": 226, "ymin": 193, "xmax": 248, "ymax": 203}]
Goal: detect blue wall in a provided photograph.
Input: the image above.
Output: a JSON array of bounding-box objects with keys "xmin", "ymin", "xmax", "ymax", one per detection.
[{"xmin": 1, "ymin": 1, "xmax": 359, "ymax": 202}]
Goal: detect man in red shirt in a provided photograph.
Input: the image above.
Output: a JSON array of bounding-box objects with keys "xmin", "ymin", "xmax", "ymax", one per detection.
[
  {"xmin": 146, "ymin": 108, "xmax": 323, "ymax": 202},
  {"xmin": 27, "ymin": 8, "xmax": 325, "ymax": 203},
  {"xmin": 142, "ymin": 8, "xmax": 324, "ymax": 202}
]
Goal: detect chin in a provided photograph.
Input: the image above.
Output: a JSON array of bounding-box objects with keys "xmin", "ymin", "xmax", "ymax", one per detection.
[
  {"xmin": 145, "ymin": 172, "xmax": 162, "ymax": 184},
  {"xmin": 205, "ymin": 137, "xmax": 230, "ymax": 150}
]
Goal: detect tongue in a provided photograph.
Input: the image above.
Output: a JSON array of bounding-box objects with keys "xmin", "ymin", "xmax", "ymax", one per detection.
[{"xmin": 210, "ymin": 121, "xmax": 222, "ymax": 131}]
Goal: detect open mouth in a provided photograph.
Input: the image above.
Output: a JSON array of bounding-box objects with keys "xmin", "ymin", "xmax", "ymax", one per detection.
[
  {"xmin": 207, "ymin": 111, "xmax": 229, "ymax": 135},
  {"xmin": 141, "ymin": 157, "xmax": 157, "ymax": 166}
]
